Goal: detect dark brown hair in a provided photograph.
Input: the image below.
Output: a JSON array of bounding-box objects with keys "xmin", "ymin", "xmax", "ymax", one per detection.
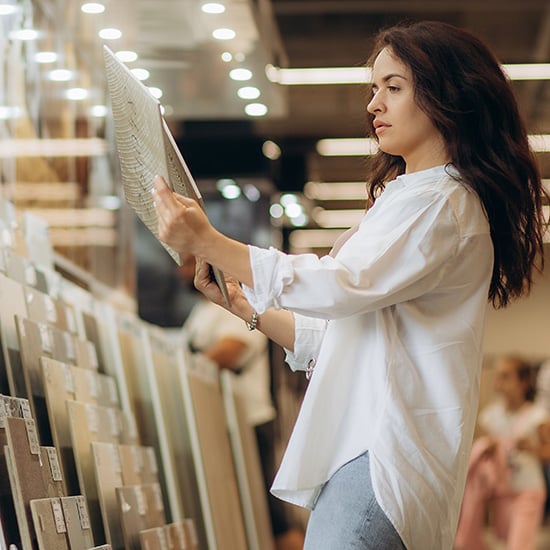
[{"xmin": 366, "ymin": 21, "xmax": 547, "ymax": 308}]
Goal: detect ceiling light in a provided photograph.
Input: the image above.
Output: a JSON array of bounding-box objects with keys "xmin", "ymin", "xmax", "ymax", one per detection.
[
  {"xmin": 243, "ymin": 184, "xmax": 261, "ymax": 202},
  {"xmin": 131, "ymin": 68, "xmax": 150, "ymax": 81},
  {"xmin": 221, "ymin": 52, "xmax": 232, "ymax": 62},
  {"xmin": 529, "ymin": 134, "xmax": 550, "ymax": 152},
  {"xmin": 316, "ymin": 135, "xmax": 550, "ymax": 156},
  {"xmin": 266, "ymin": 63, "xmax": 550, "ymax": 86},
  {"xmin": 99, "ymin": 28, "xmax": 122, "ymax": 40},
  {"xmin": 317, "ymin": 138, "xmax": 379, "ymax": 156},
  {"xmin": 148, "ymin": 87, "xmax": 163, "ymax": 99},
  {"xmin": 237, "ymin": 86, "xmax": 260, "ymax": 100},
  {"xmin": 502, "ymin": 63, "xmax": 550, "ymax": 80},
  {"xmin": 0, "ymin": 138, "xmax": 108, "ymax": 157},
  {"xmin": 201, "ymin": 2, "xmax": 225, "ymax": 14},
  {"xmin": 280, "ymin": 193, "xmax": 298, "ymax": 206},
  {"xmin": 212, "ymin": 28, "xmax": 236, "ymax": 40},
  {"xmin": 35, "ymin": 51, "xmax": 57, "ymax": 63},
  {"xmin": 304, "ymin": 181, "xmax": 367, "ymax": 201},
  {"xmin": 0, "ymin": 4, "xmax": 17, "ymax": 15},
  {"xmin": 81, "ymin": 2, "xmax": 105, "ymax": 14},
  {"xmin": 266, "ymin": 65, "xmax": 370, "ymax": 85},
  {"xmin": 91, "ymin": 105, "xmax": 108, "ymax": 117},
  {"xmin": 48, "ymin": 69, "xmax": 73, "ymax": 82},
  {"xmin": 9, "ymin": 29, "xmax": 40, "ymax": 40},
  {"xmin": 289, "ymin": 229, "xmax": 344, "ymax": 251},
  {"xmin": 245, "ymin": 103, "xmax": 268, "ymax": 117},
  {"xmin": 230, "ymin": 68, "xmax": 252, "ymax": 81},
  {"xmin": 313, "ymin": 208, "xmax": 366, "ymax": 228},
  {"xmin": 66, "ymin": 88, "xmax": 89, "ymax": 100},
  {"xmin": 0, "ymin": 106, "xmax": 22, "ymax": 120},
  {"xmin": 220, "ymin": 184, "xmax": 241, "ymax": 199},
  {"xmin": 115, "ymin": 50, "xmax": 138, "ymax": 63},
  {"xmin": 269, "ymin": 204, "xmax": 284, "ymax": 219},
  {"xmin": 262, "ymin": 140, "xmax": 281, "ymax": 160}
]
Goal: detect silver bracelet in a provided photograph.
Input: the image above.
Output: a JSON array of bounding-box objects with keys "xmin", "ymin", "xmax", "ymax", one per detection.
[{"xmin": 246, "ymin": 311, "xmax": 258, "ymax": 331}]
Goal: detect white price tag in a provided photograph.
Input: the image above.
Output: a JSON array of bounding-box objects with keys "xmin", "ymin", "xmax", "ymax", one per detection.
[
  {"xmin": 51, "ymin": 498, "xmax": 67, "ymax": 533},
  {"xmin": 24, "ymin": 418, "xmax": 40, "ymax": 455},
  {"xmin": 39, "ymin": 323, "xmax": 54, "ymax": 354},
  {"xmin": 86, "ymin": 405, "xmax": 99, "ymax": 433},
  {"xmin": 76, "ymin": 495, "xmax": 90, "ymax": 529},
  {"xmin": 46, "ymin": 447, "xmax": 63, "ymax": 481}
]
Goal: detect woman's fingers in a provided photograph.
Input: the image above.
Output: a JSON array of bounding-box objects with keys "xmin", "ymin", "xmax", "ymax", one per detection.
[{"xmin": 153, "ymin": 175, "xmax": 212, "ymax": 255}]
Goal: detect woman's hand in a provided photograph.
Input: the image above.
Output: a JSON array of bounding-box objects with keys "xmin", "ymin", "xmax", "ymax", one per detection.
[
  {"xmin": 194, "ymin": 258, "xmax": 252, "ymax": 318},
  {"xmin": 153, "ymin": 175, "xmax": 215, "ymax": 257}
]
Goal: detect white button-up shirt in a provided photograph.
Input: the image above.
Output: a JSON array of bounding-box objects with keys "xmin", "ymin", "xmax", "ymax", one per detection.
[{"xmin": 243, "ymin": 164, "xmax": 493, "ymax": 550}]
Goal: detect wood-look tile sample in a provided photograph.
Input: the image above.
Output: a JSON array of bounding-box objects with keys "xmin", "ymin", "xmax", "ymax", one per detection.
[
  {"xmin": 67, "ymin": 400, "xmax": 122, "ymax": 544},
  {"xmin": 0, "ymin": 395, "xmax": 30, "ymax": 548},
  {"xmin": 0, "ymin": 274, "xmax": 28, "ymax": 396},
  {"xmin": 60, "ymin": 495, "xmax": 95, "ymax": 550},
  {"xmin": 221, "ymin": 371, "xmax": 275, "ymax": 550},
  {"xmin": 30, "ymin": 497, "xmax": 70, "ymax": 550},
  {"xmin": 91, "ymin": 442, "xmax": 124, "ymax": 550},
  {"xmin": 40, "ymin": 446, "xmax": 67, "ymax": 498},
  {"xmin": 41, "ymin": 357, "xmax": 79, "ymax": 495},
  {"xmin": 15, "ymin": 315, "xmax": 57, "ymax": 445},
  {"xmin": 116, "ymin": 486, "xmax": 147, "ymax": 550},
  {"xmin": 4, "ymin": 416, "xmax": 46, "ymax": 550},
  {"xmin": 164, "ymin": 521, "xmax": 187, "ymax": 550},
  {"xmin": 187, "ymin": 366, "xmax": 248, "ymax": 550},
  {"xmin": 139, "ymin": 526, "xmax": 170, "ymax": 550}
]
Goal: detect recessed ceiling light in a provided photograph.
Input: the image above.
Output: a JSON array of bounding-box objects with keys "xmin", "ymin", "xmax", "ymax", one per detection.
[
  {"xmin": 221, "ymin": 52, "xmax": 233, "ymax": 62},
  {"xmin": 212, "ymin": 28, "xmax": 235, "ymax": 40},
  {"xmin": 229, "ymin": 68, "xmax": 252, "ymax": 81},
  {"xmin": 91, "ymin": 105, "xmax": 108, "ymax": 117},
  {"xmin": 9, "ymin": 29, "xmax": 40, "ymax": 40},
  {"xmin": 99, "ymin": 28, "xmax": 122, "ymax": 40},
  {"xmin": 48, "ymin": 69, "xmax": 73, "ymax": 82},
  {"xmin": 35, "ymin": 51, "xmax": 58, "ymax": 63},
  {"xmin": 131, "ymin": 68, "xmax": 150, "ymax": 81},
  {"xmin": 81, "ymin": 2, "xmax": 105, "ymax": 14},
  {"xmin": 115, "ymin": 51, "xmax": 138, "ymax": 63},
  {"xmin": 0, "ymin": 4, "xmax": 17, "ymax": 15},
  {"xmin": 201, "ymin": 2, "xmax": 225, "ymax": 14},
  {"xmin": 66, "ymin": 88, "xmax": 89, "ymax": 100},
  {"xmin": 148, "ymin": 87, "xmax": 163, "ymax": 99},
  {"xmin": 245, "ymin": 103, "xmax": 268, "ymax": 117},
  {"xmin": 237, "ymin": 86, "xmax": 260, "ymax": 100}
]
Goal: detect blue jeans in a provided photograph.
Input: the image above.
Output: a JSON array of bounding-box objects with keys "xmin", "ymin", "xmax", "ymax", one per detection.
[{"xmin": 304, "ymin": 452, "xmax": 407, "ymax": 549}]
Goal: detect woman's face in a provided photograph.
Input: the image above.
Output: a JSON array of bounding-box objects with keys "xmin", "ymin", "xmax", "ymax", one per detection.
[{"xmin": 367, "ymin": 47, "xmax": 448, "ymax": 172}]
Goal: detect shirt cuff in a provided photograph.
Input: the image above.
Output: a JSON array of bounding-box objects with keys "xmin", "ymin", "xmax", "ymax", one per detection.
[
  {"xmin": 284, "ymin": 313, "xmax": 327, "ymax": 372},
  {"xmin": 242, "ymin": 245, "xmax": 294, "ymax": 313}
]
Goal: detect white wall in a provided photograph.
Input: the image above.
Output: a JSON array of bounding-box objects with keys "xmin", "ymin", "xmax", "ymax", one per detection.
[{"xmin": 483, "ymin": 243, "xmax": 550, "ymax": 361}]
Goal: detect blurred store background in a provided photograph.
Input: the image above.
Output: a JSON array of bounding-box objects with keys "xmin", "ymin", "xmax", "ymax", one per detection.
[{"xmin": 0, "ymin": 0, "xmax": 548, "ymax": 321}]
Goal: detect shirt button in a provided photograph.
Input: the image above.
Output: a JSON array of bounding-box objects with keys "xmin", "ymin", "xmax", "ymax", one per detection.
[{"xmin": 306, "ymin": 358, "xmax": 316, "ymax": 380}]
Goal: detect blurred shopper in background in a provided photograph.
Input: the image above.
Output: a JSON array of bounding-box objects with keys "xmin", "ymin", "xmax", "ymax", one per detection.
[
  {"xmin": 455, "ymin": 355, "xmax": 550, "ymax": 550},
  {"xmin": 154, "ymin": 20, "xmax": 547, "ymax": 550}
]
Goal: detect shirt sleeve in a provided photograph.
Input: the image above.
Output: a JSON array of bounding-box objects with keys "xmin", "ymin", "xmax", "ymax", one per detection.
[
  {"xmin": 283, "ymin": 313, "xmax": 328, "ymax": 372},
  {"xmin": 243, "ymin": 187, "xmax": 461, "ymax": 319}
]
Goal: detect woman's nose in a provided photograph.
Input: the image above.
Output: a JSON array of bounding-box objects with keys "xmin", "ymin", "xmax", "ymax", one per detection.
[{"xmin": 367, "ymin": 94, "xmax": 381, "ymax": 114}]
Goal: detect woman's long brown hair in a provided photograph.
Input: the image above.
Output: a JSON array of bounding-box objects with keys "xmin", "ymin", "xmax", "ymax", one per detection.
[{"xmin": 366, "ymin": 21, "xmax": 547, "ymax": 308}]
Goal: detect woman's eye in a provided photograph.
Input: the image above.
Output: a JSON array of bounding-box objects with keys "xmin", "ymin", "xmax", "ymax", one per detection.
[{"xmin": 388, "ymin": 86, "xmax": 400, "ymax": 92}]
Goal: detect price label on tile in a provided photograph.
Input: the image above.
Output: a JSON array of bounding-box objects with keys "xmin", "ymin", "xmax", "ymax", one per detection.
[
  {"xmin": 51, "ymin": 498, "xmax": 67, "ymax": 533},
  {"xmin": 46, "ymin": 447, "xmax": 63, "ymax": 481}
]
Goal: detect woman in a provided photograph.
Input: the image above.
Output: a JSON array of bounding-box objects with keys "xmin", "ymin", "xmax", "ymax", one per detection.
[
  {"xmin": 455, "ymin": 355, "xmax": 549, "ymax": 550},
  {"xmin": 153, "ymin": 21, "xmax": 547, "ymax": 550}
]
